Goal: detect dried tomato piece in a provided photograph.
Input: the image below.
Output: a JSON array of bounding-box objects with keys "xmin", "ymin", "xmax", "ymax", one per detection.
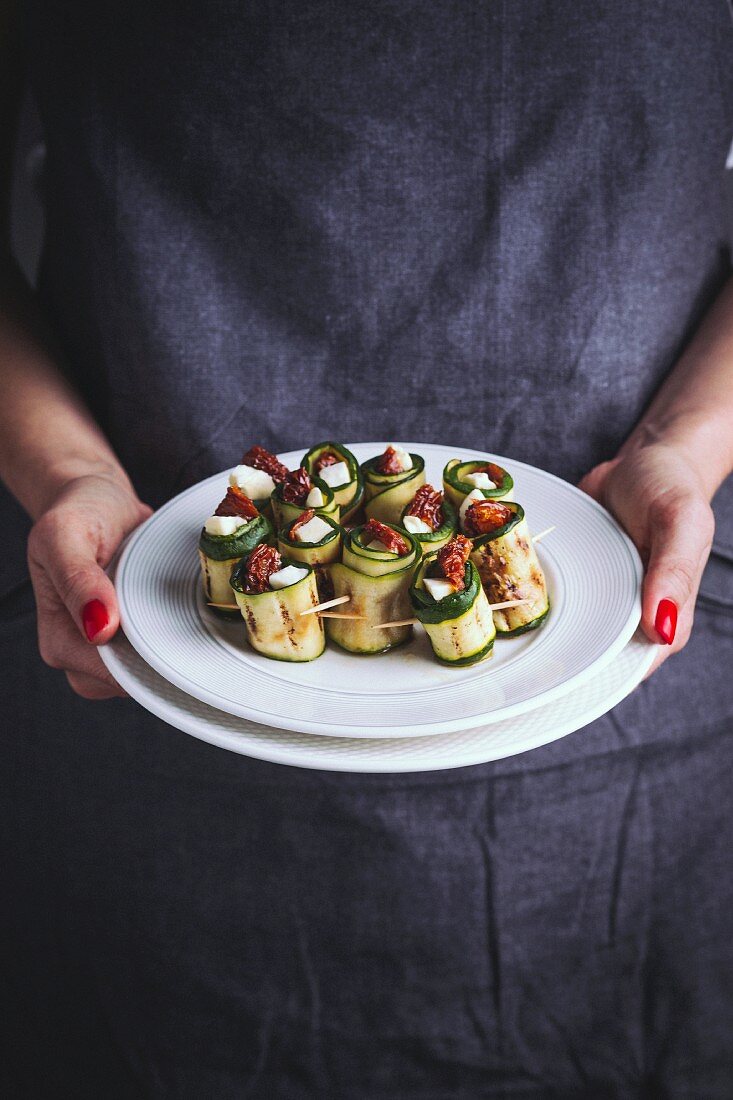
[
  {"xmin": 280, "ymin": 467, "xmax": 312, "ymax": 505},
  {"xmin": 289, "ymin": 509, "xmax": 315, "ymax": 539},
  {"xmin": 240, "ymin": 444, "xmax": 289, "ymax": 483},
  {"xmin": 436, "ymin": 535, "xmax": 472, "ymax": 591},
  {"xmin": 361, "ymin": 519, "xmax": 409, "ymax": 556},
  {"xmin": 214, "ymin": 486, "xmax": 259, "ymax": 521},
  {"xmin": 463, "ymin": 500, "xmax": 513, "ymax": 537},
  {"xmin": 473, "ymin": 463, "xmax": 505, "ymax": 485},
  {"xmin": 375, "ymin": 445, "xmax": 407, "ymax": 476},
  {"xmin": 244, "ymin": 544, "xmax": 282, "ymax": 594},
  {"xmin": 405, "ymin": 484, "xmax": 444, "ymax": 531},
  {"xmin": 315, "ymin": 450, "xmax": 340, "ymax": 471}
]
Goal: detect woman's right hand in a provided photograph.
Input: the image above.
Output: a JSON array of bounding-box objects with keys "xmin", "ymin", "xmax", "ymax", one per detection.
[{"xmin": 27, "ymin": 472, "xmax": 153, "ymax": 699}]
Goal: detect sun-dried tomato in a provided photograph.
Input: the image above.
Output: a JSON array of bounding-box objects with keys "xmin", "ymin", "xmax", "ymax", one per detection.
[
  {"xmin": 289, "ymin": 508, "xmax": 315, "ymax": 538},
  {"xmin": 280, "ymin": 467, "xmax": 312, "ymax": 505},
  {"xmin": 315, "ymin": 450, "xmax": 340, "ymax": 471},
  {"xmin": 375, "ymin": 445, "xmax": 408, "ymax": 475},
  {"xmin": 214, "ymin": 486, "xmax": 259, "ymax": 521},
  {"xmin": 472, "ymin": 462, "xmax": 505, "ymax": 485},
  {"xmin": 361, "ymin": 519, "xmax": 409, "ymax": 555},
  {"xmin": 240, "ymin": 444, "xmax": 289, "ymax": 483},
  {"xmin": 463, "ymin": 500, "xmax": 513, "ymax": 537},
  {"xmin": 243, "ymin": 544, "xmax": 282, "ymax": 594},
  {"xmin": 436, "ymin": 535, "xmax": 472, "ymax": 590},
  {"xmin": 405, "ymin": 484, "xmax": 444, "ymax": 531}
]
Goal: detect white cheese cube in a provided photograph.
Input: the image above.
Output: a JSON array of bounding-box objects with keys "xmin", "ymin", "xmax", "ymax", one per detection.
[
  {"xmin": 424, "ymin": 577, "xmax": 458, "ymax": 602},
  {"xmin": 268, "ymin": 565, "xmax": 309, "ymax": 590},
  {"xmin": 465, "ymin": 471, "xmax": 496, "ymax": 490},
  {"xmin": 318, "ymin": 460, "xmax": 350, "ymax": 488},
  {"xmin": 295, "ymin": 515, "xmax": 332, "ymax": 543},
  {"xmin": 228, "ymin": 464, "xmax": 276, "ymax": 499},
  {"xmin": 366, "ymin": 539, "xmax": 397, "ymax": 554},
  {"xmin": 459, "ymin": 488, "xmax": 486, "ymax": 528},
  {"xmin": 402, "ymin": 514, "xmax": 432, "ymax": 534},
  {"xmin": 306, "ymin": 486, "xmax": 325, "ymax": 507},
  {"xmin": 387, "ymin": 445, "xmax": 412, "ymax": 473},
  {"xmin": 203, "ymin": 514, "xmax": 245, "ymax": 537}
]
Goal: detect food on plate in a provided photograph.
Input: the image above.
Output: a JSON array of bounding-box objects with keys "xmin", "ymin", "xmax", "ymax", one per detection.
[
  {"xmin": 198, "ymin": 486, "xmax": 273, "ymax": 608},
  {"xmin": 326, "ymin": 519, "xmax": 420, "ymax": 654},
  {"xmin": 277, "ymin": 509, "xmax": 342, "ymax": 600},
  {"xmin": 409, "ymin": 535, "xmax": 496, "ymax": 666},
  {"xmin": 229, "ymin": 544, "xmax": 325, "ymax": 661},
  {"xmin": 399, "ymin": 484, "xmax": 457, "ymax": 555},
  {"xmin": 460, "ymin": 494, "xmax": 550, "ymax": 635},
  {"xmin": 442, "ymin": 457, "xmax": 513, "ymax": 510},
  {"xmin": 301, "ymin": 441, "xmax": 364, "ymax": 522},
  {"xmin": 270, "ymin": 466, "xmax": 339, "ymax": 529},
  {"xmin": 361, "ymin": 444, "xmax": 426, "ymax": 524}
]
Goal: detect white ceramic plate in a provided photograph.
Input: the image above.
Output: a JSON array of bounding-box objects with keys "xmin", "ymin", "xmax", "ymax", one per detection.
[
  {"xmin": 101, "ymin": 628, "xmax": 656, "ymax": 772},
  {"xmin": 113, "ymin": 442, "xmax": 643, "ymax": 738}
]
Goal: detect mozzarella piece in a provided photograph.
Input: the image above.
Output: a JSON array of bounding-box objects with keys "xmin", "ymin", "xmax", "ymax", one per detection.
[
  {"xmin": 424, "ymin": 577, "xmax": 458, "ymax": 602},
  {"xmin": 459, "ymin": 488, "xmax": 486, "ymax": 528},
  {"xmin": 268, "ymin": 565, "xmax": 309, "ymax": 590},
  {"xmin": 294, "ymin": 515, "xmax": 332, "ymax": 543},
  {"xmin": 203, "ymin": 514, "xmax": 245, "ymax": 537},
  {"xmin": 387, "ymin": 445, "xmax": 412, "ymax": 473},
  {"xmin": 366, "ymin": 539, "xmax": 397, "ymax": 554},
  {"xmin": 465, "ymin": 471, "xmax": 496, "ymax": 490},
  {"xmin": 306, "ymin": 486, "xmax": 325, "ymax": 507},
  {"xmin": 403, "ymin": 514, "xmax": 432, "ymax": 535},
  {"xmin": 318, "ymin": 460, "xmax": 350, "ymax": 488},
  {"xmin": 228, "ymin": 464, "xmax": 276, "ymax": 499}
]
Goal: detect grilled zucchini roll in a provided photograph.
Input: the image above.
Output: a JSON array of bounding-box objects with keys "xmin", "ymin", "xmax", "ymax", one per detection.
[
  {"xmin": 198, "ymin": 487, "xmax": 272, "ymax": 610},
  {"xmin": 230, "ymin": 545, "xmax": 325, "ymax": 662},
  {"xmin": 362, "ymin": 445, "xmax": 426, "ymax": 524},
  {"xmin": 301, "ymin": 442, "xmax": 364, "ymax": 523},
  {"xmin": 277, "ymin": 510, "xmax": 342, "ymax": 601},
  {"xmin": 461, "ymin": 495, "xmax": 549, "ymax": 636},
  {"xmin": 443, "ymin": 458, "xmax": 513, "ymax": 511},
  {"xmin": 327, "ymin": 520, "xmax": 421, "ymax": 655},
  {"xmin": 409, "ymin": 536, "xmax": 496, "ymax": 666},
  {"xmin": 270, "ymin": 467, "xmax": 339, "ymax": 530},
  {"xmin": 230, "ymin": 445, "xmax": 290, "ymax": 513},
  {"xmin": 399, "ymin": 485, "xmax": 457, "ymax": 556}
]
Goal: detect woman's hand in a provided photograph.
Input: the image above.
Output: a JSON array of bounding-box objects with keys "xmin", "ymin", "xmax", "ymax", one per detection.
[
  {"xmin": 579, "ymin": 441, "xmax": 715, "ymax": 674},
  {"xmin": 27, "ymin": 472, "xmax": 152, "ymax": 699}
]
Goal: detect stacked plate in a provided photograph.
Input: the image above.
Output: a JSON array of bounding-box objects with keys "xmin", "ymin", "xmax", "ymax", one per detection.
[{"xmin": 101, "ymin": 443, "xmax": 655, "ymax": 772}]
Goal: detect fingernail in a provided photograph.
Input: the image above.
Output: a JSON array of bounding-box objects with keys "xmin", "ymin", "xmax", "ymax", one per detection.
[
  {"xmin": 655, "ymin": 598, "xmax": 677, "ymax": 645},
  {"xmin": 82, "ymin": 599, "xmax": 109, "ymax": 641}
]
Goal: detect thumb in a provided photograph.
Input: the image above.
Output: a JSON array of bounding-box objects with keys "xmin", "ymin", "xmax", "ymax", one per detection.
[{"xmin": 641, "ymin": 493, "xmax": 714, "ymax": 647}]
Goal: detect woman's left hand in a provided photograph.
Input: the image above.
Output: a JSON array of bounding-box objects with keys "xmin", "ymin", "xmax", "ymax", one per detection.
[{"xmin": 579, "ymin": 440, "xmax": 715, "ymax": 674}]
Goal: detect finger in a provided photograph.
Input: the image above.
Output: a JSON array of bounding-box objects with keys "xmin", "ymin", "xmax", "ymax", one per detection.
[
  {"xmin": 577, "ymin": 459, "xmax": 618, "ymax": 504},
  {"xmin": 641, "ymin": 492, "xmax": 714, "ymax": 650},
  {"xmin": 33, "ymin": 595, "xmax": 126, "ymax": 687},
  {"xmin": 65, "ymin": 669, "xmax": 127, "ymax": 700}
]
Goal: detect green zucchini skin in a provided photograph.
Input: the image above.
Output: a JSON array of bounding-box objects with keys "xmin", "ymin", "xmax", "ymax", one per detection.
[
  {"xmin": 325, "ymin": 525, "xmax": 421, "ymax": 654},
  {"xmin": 270, "ymin": 474, "xmax": 339, "ymax": 530},
  {"xmin": 410, "ymin": 556, "xmax": 496, "ymax": 665},
  {"xmin": 361, "ymin": 453, "xmax": 426, "ymax": 525},
  {"xmin": 277, "ymin": 515, "xmax": 343, "ymax": 601},
  {"xmin": 300, "ymin": 442, "xmax": 364, "ymax": 522},
  {"xmin": 443, "ymin": 458, "xmax": 513, "ymax": 510},
  {"xmin": 398, "ymin": 495, "xmax": 457, "ymax": 556},
  {"xmin": 198, "ymin": 513, "xmax": 273, "ymax": 606},
  {"xmin": 465, "ymin": 505, "xmax": 550, "ymax": 635},
  {"xmin": 229, "ymin": 556, "xmax": 325, "ymax": 661}
]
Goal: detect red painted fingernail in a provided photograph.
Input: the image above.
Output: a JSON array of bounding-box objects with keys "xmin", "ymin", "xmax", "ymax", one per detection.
[
  {"xmin": 82, "ymin": 599, "xmax": 109, "ymax": 641},
  {"xmin": 655, "ymin": 598, "xmax": 677, "ymax": 645}
]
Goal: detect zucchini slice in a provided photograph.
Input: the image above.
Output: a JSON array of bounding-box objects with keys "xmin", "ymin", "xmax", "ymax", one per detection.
[
  {"xmin": 464, "ymin": 500, "xmax": 550, "ymax": 635},
  {"xmin": 277, "ymin": 513, "xmax": 343, "ymax": 601},
  {"xmin": 270, "ymin": 473, "xmax": 339, "ymax": 531},
  {"xmin": 361, "ymin": 450, "xmax": 426, "ymax": 524},
  {"xmin": 410, "ymin": 555, "xmax": 496, "ymax": 666},
  {"xmin": 399, "ymin": 493, "xmax": 458, "ymax": 556},
  {"xmin": 326, "ymin": 524, "xmax": 421, "ymax": 654},
  {"xmin": 443, "ymin": 458, "xmax": 513, "ymax": 510},
  {"xmin": 230, "ymin": 556, "xmax": 325, "ymax": 662},
  {"xmin": 301, "ymin": 442, "xmax": 364, "ymax": 523},
  {"xmin": 198, "ymin": 513, "xmax": 273, "ymax": 609}
]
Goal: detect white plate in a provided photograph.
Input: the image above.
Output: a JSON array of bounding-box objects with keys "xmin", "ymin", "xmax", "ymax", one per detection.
[
  {"xmin": 101, "ymin": 628, "xmax": 656, "ymax": 772},
  {"xmin": 113, "ymin": 442, "xmax": 643, "ymax": 738}
]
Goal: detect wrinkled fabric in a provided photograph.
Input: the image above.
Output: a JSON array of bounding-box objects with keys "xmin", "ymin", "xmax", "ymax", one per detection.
[{"xmin": 3, "ymin": 0, "xmax": 733, "ymax": 1095}]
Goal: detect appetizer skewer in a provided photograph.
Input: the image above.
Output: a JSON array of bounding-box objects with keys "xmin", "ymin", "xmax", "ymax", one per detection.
[
  {"xmin": 399, "ymin": 484, "xmax": 457, "ymax": 555},
  {"xmin": 230, "ymin": 545, "xmax": 325, "ymax": 661},
  {"xmin": 229, "ymin": 445, "xmax": 290, "ymax": 513},
  {"xmin": 277, "ymin": 509, "xmax": 343, "ymax": 601},
  {"xmin": 271, "ymin": 466, "xmax": 339, "ymax": 530},
  {"xmin": 301, "ymin": 442, "xmax": 364, "ymax": 523},
  {"xmin": 443, "ymin": 458, "xmax": 513, "ymax": 510},
  {"xmin": 361, "ymin": 445, "xmax": 426, "ymax": 525},
  {"xmin": 198, "ymin": 486, "xmax": 272, "ymax": 609}
]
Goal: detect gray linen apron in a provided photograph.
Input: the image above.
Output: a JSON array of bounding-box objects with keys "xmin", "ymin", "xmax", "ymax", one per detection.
[{"xmin": 3, "ymin": 2, "xmax": 733, "ymax": 1095}]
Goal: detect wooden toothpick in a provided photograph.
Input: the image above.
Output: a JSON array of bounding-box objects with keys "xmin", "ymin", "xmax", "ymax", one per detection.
[
  {"xmin": 299, "ymin": 594, "xmax": 352, "ymax": 617},
  {"xmin": 207, "ymin": 601, "xmax": 239, "ymax": 610},
  {"xmin": 532, "ymin": 525, "xmax": 556, "ymax": 544}
]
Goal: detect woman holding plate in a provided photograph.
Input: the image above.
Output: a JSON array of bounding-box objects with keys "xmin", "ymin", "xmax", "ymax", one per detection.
[{"xmin": 1, "ymin": 2, "xmax": 733, "ymax": 1095}]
